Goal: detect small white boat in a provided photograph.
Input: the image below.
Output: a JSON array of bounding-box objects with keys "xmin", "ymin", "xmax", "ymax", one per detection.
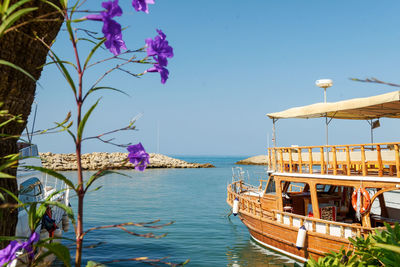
[{"xmin": 10, "ymin": 143, "xmax": 70, "ymax": 266}]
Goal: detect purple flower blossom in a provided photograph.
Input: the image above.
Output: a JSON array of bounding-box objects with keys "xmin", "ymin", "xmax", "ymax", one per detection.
[
  {"xmin": 145, "ymin": 29, "xmax": 173, "ymax": 59},
  {"xmin": 132, "ymin": 0, "xmax": 155, "ymax": 13},
  {"xmin": 147, "ymin": 64, "xmax": 169, "ymax": 84},
  {"xmin": 127, "ymin": 143, "xmax": 150, "ymax": 171},
  {"xmin": 85, "ymin": 0, "xmax": 127, "ymax": 55},
  {"xmin": 0, "ymin": 232, "xmax": 39, "ymax": 265},
  {"xmin": 145, "ymin": 29, "xmax": 173, "ymax": 83}
]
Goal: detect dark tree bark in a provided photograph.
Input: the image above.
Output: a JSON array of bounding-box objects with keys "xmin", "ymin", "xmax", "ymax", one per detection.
[{"xmin": 0, "ymin": 0, "xmax": 63, "ymax": 247}]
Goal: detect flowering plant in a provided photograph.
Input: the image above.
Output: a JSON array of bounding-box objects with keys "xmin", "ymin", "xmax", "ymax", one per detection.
[
  {"xmin": 0, "ymin": 0, "xmax": 182, "ymax": 266},
  {"xmin": 0, "ymin": 233, "xmax": 38, "ymax": 266}
]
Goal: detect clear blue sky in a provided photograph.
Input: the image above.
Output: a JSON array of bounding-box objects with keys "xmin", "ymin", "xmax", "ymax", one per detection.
[{"xmin": 27, "ymin": 0, "xmax": 400, "ymax": 156}]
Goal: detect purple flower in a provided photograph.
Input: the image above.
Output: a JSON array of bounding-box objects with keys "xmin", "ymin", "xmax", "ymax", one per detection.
[
  {"xmin": 145, "ymin": 29, "xmax": 173, "ymax": 83},
  {"xmin": 145, "ymin": 29, "xmax": 173, "ymax": 59},
  {"xmin": 103, "ymin": 19, "xmax": 127, "ymax": 55},
  {"xmin": 132, "ymin": 0, "xmax": 155, "ymax": 13},
  {"xmin": 0, "ymin": 232, "xmax": 39, "ymax": 265},
  {"xmin": 147, "ymin": 64, "xmax": 169, "ymax": 84},
  {"xmin": 127, "ymin": 143, "xmax": 150, "ymax": 171},
  {"xmin": 85, "ymin": 0, "xmax": 127, "ymax": 55}
]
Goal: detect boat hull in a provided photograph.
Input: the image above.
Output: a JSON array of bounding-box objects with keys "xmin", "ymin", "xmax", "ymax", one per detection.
[{"xmin": 238, "ymin": 212, "xmax": 350, "ymax": 262}]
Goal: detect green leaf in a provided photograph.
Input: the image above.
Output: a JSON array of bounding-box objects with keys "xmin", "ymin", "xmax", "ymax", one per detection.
[
  {"xmin": 0, "ymin": 172, "xmax": 14, "ymax": 178},
  {"xmin": 83, "ymin": 39, "xmax": 106, "ymax": 70},
  {"xmin": 40, "ymin": 0, "xmax": 64, "ymax": 14},
  {"xmin": 83, "ymin": 86, "xmax": 128, "ymax": 102},
  {"xmin": 0, "ymin": 154, "xmax": 18, "ymax": 172},
  {"xmin": 0, "ymin": 0, "xmax": 11, "ymax": 15},
  {"xmin": 374, "ymin": 243, "xmax": 400, "ymax": 254},
  {"xmin": 42, "ymin": 200, "xmax": 75, "ymax": 224},
  {"xmin": 4, "ymin": 0, "xmax": 31, "ymax": 17},
  {"xmin": 43, "ymin": 60, "xmax": 77, "ymax": 71},
  {"xmin": 50, "ymin": 51, "xmax": 77, "ymax": 96},
  {"xmin": 77, "ymin": 38, "xmax": 99, "ymax": 46},
  {"xmin": 77, "ymin": 99, "xmax": 100, "ymax": 141},
  {"xmin": 39, "ymin": 242, "xmax": 71, "ymax": 267},
  {"xmin": 59, "ymin": 0, "xmax": 68, "ymax": 9},
  {"xmin": 0, "ymin": 187, "xmax": 23, "ymax": 206},
  {"xmin": 0, "ymin": 7, "xmax": 38, "ymax": 37},
  {"xmin": 28, "ymin": 202, "xmax": 37, "ymax": 230},
  {"xmin": 86, "ymin": 261, "xmax": 107, "ymax": 267},
  {"xmin": 24, "ymin": 166, "xmax": 75, "ymax": 191},
  {"xmin": 0, "ymin": 60, "xmax": 36, "ymax": 82}
]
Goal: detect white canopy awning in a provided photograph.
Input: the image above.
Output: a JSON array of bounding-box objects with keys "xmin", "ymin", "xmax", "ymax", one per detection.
[{"xmin": 267, "ymin": 91, "xmax": 400, "ymax": 120}]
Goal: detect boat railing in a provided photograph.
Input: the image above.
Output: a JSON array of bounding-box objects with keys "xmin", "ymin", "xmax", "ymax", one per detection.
[
  {"xmin": 272, "ymin": 210, "xmax": 375, "ymax": 239},
  {"xmin": 230, "ymin": 180, "xmax": 264, "ymax": 196},
  {"xmin": 268, "ymin": 142, "xmax": 400, "ymax": 177},
  {"xmin": 227, "ymin": 183, "xmax": 382, "ymax": 239},
  {"xmin": 18, "ymin": 144, "xmax": 39, "ymax": 158}
]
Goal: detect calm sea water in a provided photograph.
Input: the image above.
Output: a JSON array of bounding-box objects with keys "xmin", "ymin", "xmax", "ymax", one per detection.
[{"xmin": 59, "ymin": 156, "xmax": 300, "ymax": 266}]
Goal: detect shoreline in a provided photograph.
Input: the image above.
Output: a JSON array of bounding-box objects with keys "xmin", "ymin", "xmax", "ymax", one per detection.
[{"xmin": 40, "ymin": 152, "xmax": 215, "ymax": 171}]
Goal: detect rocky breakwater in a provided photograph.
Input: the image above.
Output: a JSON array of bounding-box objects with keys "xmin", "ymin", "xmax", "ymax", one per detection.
[
  {"xmin": 40, "ymin": 152, "xmax": 215, "ymax": 171},
  {"xmin": 235, "ymin": 155, "xmax": 268, "ymax": 165}
]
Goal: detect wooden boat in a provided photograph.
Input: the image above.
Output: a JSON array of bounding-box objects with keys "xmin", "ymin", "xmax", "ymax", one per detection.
[{"xmin": 227, "ymin": 90, "xmax": 400, "ymax": 262}]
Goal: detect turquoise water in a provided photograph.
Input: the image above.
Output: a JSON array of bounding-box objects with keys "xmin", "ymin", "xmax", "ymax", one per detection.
[{"xmin": 60, "ymin": 157, "xmax": 300, "ymax": 266}]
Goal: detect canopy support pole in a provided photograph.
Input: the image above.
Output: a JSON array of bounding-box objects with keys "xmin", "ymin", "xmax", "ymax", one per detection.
[
  {"xmin": 367, "ymin": 119, "xmax": 380, "ymax": 149},
  {"xmin": 325, "ymin": 115, "xmax": 335, "ymax": 170},
  {"xmin": 272, "ymin": 118, "xmax": 278, "ymax": 172},
  {"xmin": 367, "ymin": 119, "xmax": 374, "ymax": 144}
]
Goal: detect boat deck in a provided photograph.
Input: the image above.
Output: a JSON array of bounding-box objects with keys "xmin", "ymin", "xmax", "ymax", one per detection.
[{"xmin": 268, "ymin": 142, "xmax": 400, "ymax": 178}]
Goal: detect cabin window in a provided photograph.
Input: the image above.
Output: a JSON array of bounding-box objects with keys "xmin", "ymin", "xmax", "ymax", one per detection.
[
  {"xmin": 313, "ymin": 185, "xmax": 357, "ymax": 223},
  {"xmin": 370, "ymin": 189, "xmax": 400, "ymax": 226},
  {"xmin": 265, "ymin": 177, "xmax": 275, "ymax": 194},
  {"xmin": 19, "ymin": 178, "xmax": 43, "ymax": 200},
  {"xmin": 279, "ymin": 181, "xmax": 307, "ymax": 216},
  {"xmin": 316, "ymin": 184, "xmax": 331, "ymax": 193}
]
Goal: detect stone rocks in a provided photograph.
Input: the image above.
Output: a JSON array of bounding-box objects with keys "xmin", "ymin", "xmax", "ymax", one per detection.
[
  {"xmin": 235, "ymin": 155, "xmax": 268, "ymax": 165},
  {"xmin": 39, "ymin": 152, "xmax": 215, "ymax": 171}
]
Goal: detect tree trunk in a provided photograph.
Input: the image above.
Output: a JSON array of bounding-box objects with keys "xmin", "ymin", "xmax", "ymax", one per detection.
[{"xmin": 0, "ymin": 0, "xmax": 63, "ymax": 247}]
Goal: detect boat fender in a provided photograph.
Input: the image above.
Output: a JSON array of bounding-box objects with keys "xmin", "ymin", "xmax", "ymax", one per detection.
[
  {"xmin": 351, "ymin": 187, "xmax": 371, "ymax": 215},
  {"xmin": 233, "ymin": 198, "xmax": 239, "ymax": 216},
  {"xmin": 62, "ymin": 213, "xmax": 70, "ymax": 232},
  {"xmin": 53, "ymin": 229, "xmax": 62, "ymax": 243},
  {"xmin": 296, "ymin": 225, "xmax": 307, "ymax": 250}
]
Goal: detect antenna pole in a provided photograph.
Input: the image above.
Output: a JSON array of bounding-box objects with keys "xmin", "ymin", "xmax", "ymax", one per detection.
[{"xmin": 30, "ymin": 103, "xmax": 38, "ymax": 143}]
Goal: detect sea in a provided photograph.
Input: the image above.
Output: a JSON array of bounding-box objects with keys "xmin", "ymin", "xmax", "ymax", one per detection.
[{"xmin": 58, "ymin": 156, "xmax": 302, "ymax": 267}]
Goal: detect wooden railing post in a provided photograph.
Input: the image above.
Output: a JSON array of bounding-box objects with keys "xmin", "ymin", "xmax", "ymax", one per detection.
[
  {"xmin": 279, "ymin": 149, "xmax": 284, "ymax": 172},
  {"xmin": 332, "ymin": 146, "xmax": 337, "ymax": 175},
  {"xmin": 395, "ymin": 144, "xmax": 400, "ymax": 178},
  {"xmin": 289, "ymin": 148, "xmax": 293, "ymax": 173},
  {"xmin": 298, "ymin": 148, "xmax": 303, "ymax": 173},
  {"xmin": 361, "ymin": 145, "xmax": 367, "ymax": 176},
  {"xmin": 320, "ymin": 147, "xmax": 325, "ymax": 174},
  {"xmin": 346, "ymin": 146, "xmax": 351, "ymax": 176},
  {"xmin": 308, "ymin": 148, "xmax": 313, "ymax": 174},
  {"xmin": 268, "ymin": 148, "xmax": 272, "ymax": 169},
  {"xmin": 377, "ymin": 145, "xmax": 383, "ymax": 177},
  {"xmin": 272, "ymin": 148, "xmax": 277, "ymax": 171}
]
